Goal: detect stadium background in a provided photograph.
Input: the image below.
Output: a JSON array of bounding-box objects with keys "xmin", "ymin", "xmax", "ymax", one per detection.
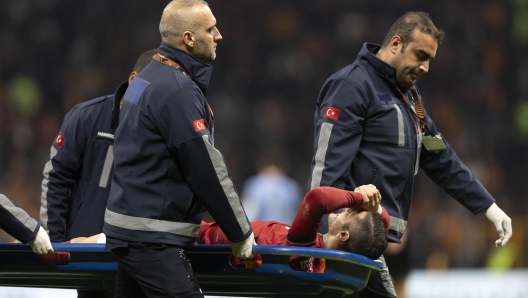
[{"xmin": 0, "ymin": 0, "xmax": 527, "ymax": 296}]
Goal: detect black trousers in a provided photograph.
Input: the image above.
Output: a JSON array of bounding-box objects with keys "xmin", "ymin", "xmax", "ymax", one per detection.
[
  {"xmin": 346, "ymin": 256, "xmax": 397, "ymax": 298},
  {"xmin": 110, "ymin": 242, "xmax": 204, "ymax": 298}
]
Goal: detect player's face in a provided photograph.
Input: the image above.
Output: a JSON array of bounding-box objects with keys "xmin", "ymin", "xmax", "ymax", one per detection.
[
  {"xmin": 192, "ymin": 5, "xmax": 222, "ymax": 63},
  {"xmin": 328, "ymin": 209, "xmax": 367, "ymax": 234},
  {"xmin": 393, "ymin": 29, "xmax": 438, "ymax": 88}
]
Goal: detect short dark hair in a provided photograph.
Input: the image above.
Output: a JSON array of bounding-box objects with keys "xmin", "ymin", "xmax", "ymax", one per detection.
[
  {"xmin": 344, "ymin": 212, "xmax": 388, "ymax": 259},
  {"xmin": 132, "ymin": 49, "xmax": 158, "ymax": 73},
  {"xmin": 381, "ymin": 11, "xmax": 445, "ymax": 51}
]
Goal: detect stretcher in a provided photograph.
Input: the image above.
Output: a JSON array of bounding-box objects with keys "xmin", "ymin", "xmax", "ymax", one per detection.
[{"xmin": 0, "ymin": 243, "xmax": 382, "ymax": 297}]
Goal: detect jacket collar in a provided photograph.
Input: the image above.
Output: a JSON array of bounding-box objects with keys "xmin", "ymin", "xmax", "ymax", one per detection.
[
  {"xmin": 358, "ymin": 43, "xmax": 410, "ymax": 93},
  {"xmin": 111, "ymin": 81, "xmax": 128, "ymax": 131},
  {"xmin": 158, "ymin": 43, "xmax": 213, "ymax": 95}
]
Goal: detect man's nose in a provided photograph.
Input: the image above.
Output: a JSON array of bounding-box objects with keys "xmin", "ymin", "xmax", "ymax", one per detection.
[
  {"xmin": 214, "ymin": 28, "xmax": 222, "ymax": 42},
  {"xmin": 420, "ymin": 60, "xmax": 429, "ymax": 73}
]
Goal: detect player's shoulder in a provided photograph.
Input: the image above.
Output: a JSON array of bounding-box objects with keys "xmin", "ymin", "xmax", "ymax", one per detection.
[
  {"xmin": 328, "ymin": 61, "xmax": 366, "ymax": 82},
  {"xmin": 76, "ymin": 94, "xmax": 114, "ymax": 112},
  {"xmin": 324, "ymin": 61, "xmax": 381, "ymax": 102},
  {"xmin": 62, "ymin": 95, "xmax": 113, "ymax": 123},
  {"xmin": 143, "ymin": 62, "xmax": 196, "ymax": 93},
  {"xmin": 58, "ymin": 96, "xmax": 114, "ymax": 138},
  {"xmin": 129, "ymin": 66, "xmax": 199, "ymax": 113}
]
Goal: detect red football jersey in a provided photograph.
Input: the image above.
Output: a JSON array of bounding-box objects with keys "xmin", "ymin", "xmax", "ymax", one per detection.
[
  {"xmin": 197, "ymin": 187, "xmax": 389, "ymax": 273},
  {"xmin": 198, "ymin": 220, "xmax": 327, "ymax": 272}
]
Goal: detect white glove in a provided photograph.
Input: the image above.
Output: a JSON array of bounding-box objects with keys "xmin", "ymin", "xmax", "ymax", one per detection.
[
  {"xmin": 230, "ymin": 232, "xmax": 255, "ymax": 259},
  {"xmin": 485, "ymin": 203, "xmax": 512, "ymax": 247},
  {"xmin": 29, "ymin": 226, "xmax": 54, "ymax": 254}
]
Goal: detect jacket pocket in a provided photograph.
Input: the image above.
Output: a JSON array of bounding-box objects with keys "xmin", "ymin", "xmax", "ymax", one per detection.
[
  {"xmin": 181, "ymin": 197, "xmax": 198, "ymax": 221},
  {"xmin": 350, "ymin": 154, "xmax": 377, "ymax": 186}
]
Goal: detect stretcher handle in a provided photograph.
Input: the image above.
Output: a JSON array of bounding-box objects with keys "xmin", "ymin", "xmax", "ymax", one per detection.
[
  {"xmin": 189, "ymin": 245, "xmax": 383, "ymax": 269},
  {"xmin": 0, "ymin": 243, "xmax": 105, "ymax": 252},
  {"xmin": 0, "ymin": 243, "xmax": 383, "ymax": 269}
]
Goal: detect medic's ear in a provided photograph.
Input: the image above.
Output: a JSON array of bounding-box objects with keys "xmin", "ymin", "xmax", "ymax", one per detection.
[
  {"xmin": 389, "ymin": 35, "xmax": 403, "ymax": 53},
  {"xmin": 128, "ymin": 71, "xmax": 138, "ymax": 84},
  {"xmin": 183, "ymin": 31, "xmax": 195, "ymax": 47}
]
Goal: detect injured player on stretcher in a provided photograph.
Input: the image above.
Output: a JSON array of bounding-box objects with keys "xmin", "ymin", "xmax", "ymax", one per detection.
[{"xmin": 67, "ymin": 185, "xmax": 389, "ymax": 272}]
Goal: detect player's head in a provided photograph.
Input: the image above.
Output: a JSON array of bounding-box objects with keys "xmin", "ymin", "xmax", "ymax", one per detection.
[
  {"xmin": 132, "ymin": 49, "xmax": 159, "ymax": 74},
  {"xmin": 327, "ymin": 209, "xmax": 387, "ymax": 259},
  {"xmin": 121, "ymin": 49, "xmax": 159, "ymax": 109},
  {"xmin": 379, "ymin": 12, "xmax": 445, "ymax": 88},
  {"xmin": 128, "ymin": 49, "xmax": 159, "ymax": 84},
  {"xmin": 159, "ymin": 0, "xmax": 222, "ymax": 63}
]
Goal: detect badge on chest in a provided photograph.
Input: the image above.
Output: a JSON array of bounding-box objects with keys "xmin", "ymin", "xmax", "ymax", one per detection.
[{"xmin": 422, "ymin": 135, "xmax": 447, "ymax": 151}]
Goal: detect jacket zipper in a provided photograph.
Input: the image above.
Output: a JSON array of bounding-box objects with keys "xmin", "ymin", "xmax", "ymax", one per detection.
[{"xmin": 397, "ymin": 91, "xmax": 418, "ymax": 217}]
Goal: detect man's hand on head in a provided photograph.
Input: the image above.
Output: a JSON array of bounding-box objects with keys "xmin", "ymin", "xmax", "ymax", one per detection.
[{"xmin": 354, "ymin": 184, "xmax": 381, "ymax": 212}]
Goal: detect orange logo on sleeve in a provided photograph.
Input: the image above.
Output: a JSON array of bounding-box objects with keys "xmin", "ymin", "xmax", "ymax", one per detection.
[
  {"xmin": 324, "ymin": 107, "xmax": 340, "ymax": 120},
  {"xmin": 193, "ymin": 119, "xmax": 206, "ymax": 132},
  {"xmin": 55, "ymin": 132, "xmax": 65, "ymax": 148}
]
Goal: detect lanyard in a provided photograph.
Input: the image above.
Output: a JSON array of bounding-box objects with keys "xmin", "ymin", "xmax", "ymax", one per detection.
[
  {"xmin": 152, "ymin": 53, "xmax": 192, "ymax": 80},
  {"xmin": 409, "ymin": 87, "xmax": 425, "ymax": 129},
  {"xmin": 400, "ymin": 87, "xmax": 434, "ymax": 135},
  {"xmin": 398, "ymin": 89, "xmax": 419, "ymax": 133}
]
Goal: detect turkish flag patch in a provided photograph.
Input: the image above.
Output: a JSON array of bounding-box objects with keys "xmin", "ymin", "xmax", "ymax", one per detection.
[
  {"xmin": 55, "ymin": 132, "xmax": 65, "ymax": 148},
  {"xmin": 324, "ymin": 107, "xmax": 340, "ymax": 120},
  {"xmin": 193, "ymin": 119, "xmax": 206, "ymax": 132}
]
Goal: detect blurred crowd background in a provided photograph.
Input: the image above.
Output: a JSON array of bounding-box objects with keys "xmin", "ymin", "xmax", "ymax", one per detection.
[{"xmin": 1, "ymin": 0, "xmax": 528, "ymax": 296}]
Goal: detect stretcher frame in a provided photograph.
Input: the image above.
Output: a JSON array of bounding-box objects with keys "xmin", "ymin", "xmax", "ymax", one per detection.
[{"xmin": 0, "ymin": 243, "xmax": 382, "ymax": 297}]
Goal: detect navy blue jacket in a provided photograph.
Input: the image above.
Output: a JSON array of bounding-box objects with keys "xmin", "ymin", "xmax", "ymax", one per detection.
[
  {"xmin": 309, "ymin": 43, "xmax": 495, "ymax": 243},
  {"xmin": 41, "ymin": 82, "xmax": 126, "ymax": 242},
  {"xmin": 1, "ymin": 191, "xmax": 39, "ymax": 243},
  {"xmin": 104, "ymin": 43, "xmax": 252, "ymax": 247}
]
